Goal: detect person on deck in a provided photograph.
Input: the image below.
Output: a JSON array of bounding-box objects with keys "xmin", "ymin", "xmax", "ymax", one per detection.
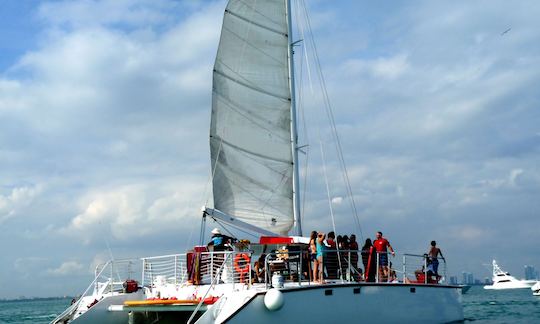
[
  {"xmin": 428, "ymin": 240, "xmax": 445, "ymax": 276},
  {"xmin": 361, "ymin": 238, "xmax": 376, "ymax": 282},
  {"xmin": 325, "ymin": 232, "xmax": 338, "ymax": 279},
  {"xmin": 339, "ymin": 235, "xmax": 350, "ymax": 279},
  {"xmin": 349, "ymin": 234, "xmax": 360, "ymax": 280},
  {"xmin": 207, "ymin": 228, "xmax": 235, "ymax": 251},
  {"xmin": 309, "ymin": 231, "xmax": 318, "ymax": 282},
  {"xmin": 373, "ymin": 231, "xmax": 395, "ymax": 282},
  {"xmin": 316, "ymin": 232, "xmax": 326, "ymax": 283},
  {"xmin": 254, "ymin": 253, "xmax": 267, "ymax": 283}
]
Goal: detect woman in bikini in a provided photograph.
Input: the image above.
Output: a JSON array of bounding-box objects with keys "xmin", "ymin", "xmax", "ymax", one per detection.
[{"xmin": 309, "ymin": 231, "xmax": 317, "ymax": 282}]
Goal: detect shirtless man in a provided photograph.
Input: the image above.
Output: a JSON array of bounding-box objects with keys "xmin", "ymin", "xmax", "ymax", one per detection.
[
  {"xmin": 428, "ymin": 240, "xmax": 445, "ymax": 276},
  {"xmin": 373, "ymin": 231, "xmax": 395, "ymax": 282}
]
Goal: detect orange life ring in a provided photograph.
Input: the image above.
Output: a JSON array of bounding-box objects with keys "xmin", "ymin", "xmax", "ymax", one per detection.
[{"xmin": 234, "ymin": 253, "xmax": 251, "ymax": 282}]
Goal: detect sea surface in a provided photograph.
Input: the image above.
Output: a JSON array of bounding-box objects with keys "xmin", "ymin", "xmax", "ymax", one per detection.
[{"xmin": 0, "ymin": 286, "xmax": 539, "ymax": 323}]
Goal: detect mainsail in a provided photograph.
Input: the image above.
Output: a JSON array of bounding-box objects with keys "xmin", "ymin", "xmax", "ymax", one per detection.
[{"xmin": 210, "ymin": 0, "xmax": 294, "ymax": 235}]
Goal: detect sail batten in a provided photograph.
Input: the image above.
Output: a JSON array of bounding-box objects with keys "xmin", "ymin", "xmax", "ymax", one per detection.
[
  {"xmin": 225, "ymin": 9, "xmax": 288, "ymax": 36},
  {"xmin": 212, "ymin": 136, "xmax": 292, "ymax": 164},
  {"xmin": 210, "ymin": 0, "xmax": 293, "ymax": 235},
  {"xmin": 214, "ymin": 69, "xmax": 290, "ymax": 100}
]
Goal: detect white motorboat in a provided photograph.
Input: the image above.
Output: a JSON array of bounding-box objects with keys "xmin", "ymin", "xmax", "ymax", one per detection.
[
  {"xmin": 532, "ymin": 281, "xmax": 540, "ymax": 296},
  {"xmin": 483, "ymin": 260, "xmax": 537, "ymax": 290},
  {"xmin": 53, "ymin": 0, "xmax": 463, "ymax": 323}
]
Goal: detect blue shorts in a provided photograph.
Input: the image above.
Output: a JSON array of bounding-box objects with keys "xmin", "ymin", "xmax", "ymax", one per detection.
[{"xmin": 378, "ymin": 253, "xmax": 388, "ymax": 266}]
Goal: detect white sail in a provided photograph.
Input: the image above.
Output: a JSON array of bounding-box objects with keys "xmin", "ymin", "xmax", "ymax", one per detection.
[{"xmin": 210, "ymin": 0, "xmax": 293, "ymax": 235}]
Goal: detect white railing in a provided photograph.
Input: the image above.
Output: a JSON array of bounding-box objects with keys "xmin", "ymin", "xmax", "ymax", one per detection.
[
  {"xmin": 402, "ymin": 253, "xmax": 447, "ymax": 284},
  {"xmin": 94, "ymin": 259, "xmax": 140, "ymax": 294},
  {"xmin": 261, "ymin": 249, "xmax": 448, "ymax": 287},
  {"xmin": 51, "ymin": 258, "xmax": 140, "ymax": 324},
  {"xmin": 141, "ymin": 251, "xmax": 252, "ymax": 288}
]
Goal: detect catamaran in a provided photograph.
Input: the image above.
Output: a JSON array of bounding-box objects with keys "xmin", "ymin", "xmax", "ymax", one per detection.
[
  {"xmin": 483, "ymin": 260, "xmax": 537, "ymax": 290},
  {"xmin": 53, "ymin": 0, "xmax": 463, "ymax": 323}
]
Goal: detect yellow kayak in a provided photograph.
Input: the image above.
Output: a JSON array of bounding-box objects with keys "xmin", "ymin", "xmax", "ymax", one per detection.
[{"xmin": 124, "ymin": 299, "xmax": 199, "ymax": 306}]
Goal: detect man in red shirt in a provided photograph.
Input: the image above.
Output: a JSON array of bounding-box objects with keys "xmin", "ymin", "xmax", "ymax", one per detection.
[{"xmin": 373, "ymin": 231, "xmax": 395, "ymax": 281}]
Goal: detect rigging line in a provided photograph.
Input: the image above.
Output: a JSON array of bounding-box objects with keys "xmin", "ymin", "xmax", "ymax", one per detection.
[
  {"xmin": 214, "ymin": 220, "xmax": 237, "ymax": 239},
  {"xmin": 298, "ymin": 0, "xmax": 315, "ymax": 95},
  {"xmin": 301, "ymin": 0, "xmax": 363, "ymax": 241},
  {"xmin": 99, "ymin": 221, "xmax": 123, "ymax": 283},
  {"xmin": 319, "ymin": 139, "xmax": 344, "ymax": 282},
  {"xmin": 197, "ymin": 125, "xmax": 227, "ymax": 247},
  {"xmin": 205, "ymin": 128, "xmax": 225, "ymax": 207},
  {"xmin": 294, "ymin": 0, "xmax": 311, "ymax": 226},
  {"xmin": 213, "ymin": 218, "xmax": 259, "ymax": 239}
]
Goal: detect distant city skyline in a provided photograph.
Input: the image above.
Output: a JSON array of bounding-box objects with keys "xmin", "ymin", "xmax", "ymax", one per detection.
[{"xmin": 452, "ymin": 263, "xmax": 539, "ymax": 285}]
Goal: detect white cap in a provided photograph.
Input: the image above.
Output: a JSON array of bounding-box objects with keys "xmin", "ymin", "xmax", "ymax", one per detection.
[{"xmin": 211, "ymin": 228, "xmax": 221, "ymax": 235}]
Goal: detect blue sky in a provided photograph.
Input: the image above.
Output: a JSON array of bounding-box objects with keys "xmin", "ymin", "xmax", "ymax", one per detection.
[{"xmin": 0, "ymin": 0, "xmax": 539, "ymax": 298}]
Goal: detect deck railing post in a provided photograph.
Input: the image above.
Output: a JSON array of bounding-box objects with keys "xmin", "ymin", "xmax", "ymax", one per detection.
[
  {"xmin": 376, "ymin": 252, "xmax": 379, "ymax": 283},
  {"xmin": 299, "ymin": 251, "xmax": 302, "ymax": 286},
  {"xmin": 424, "ymin": 256, "xmax": 428, "ymax": 284},
  {"xmin": 174, "ymin": 255, "xmax": 178, "ymax": 285},
  {"xmin": 210, "ymin": 252, "xmax": 214, "ymax": 282},
  {"xmin": 141, "ymin": 259, "xmax": 146, "ymax": 286},
  {"xmin": 402, "ymin": 255, "xmax": 406, "ymax": 283},
  {"xmin": 110, "ymin": 261, "xmax": 113, "ymax": 293},
  {"xmin": 348, "ymin": 251, "xmax": 351, "ymax": 282}
]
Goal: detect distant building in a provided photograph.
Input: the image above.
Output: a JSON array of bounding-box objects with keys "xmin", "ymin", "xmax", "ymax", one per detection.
[
  {"xmin": 462, "ymin": 271, "xmax": 474, "ymax": 285},
  {"xmin": 524, "ymin": 265, "xmax": 538, "ymax": 280},
  {"xmin": 449, "ymin": 276, "xmax": 458, "ymax": 285},
  {"xmin": 484, "ymin": 277, "xmax": 492, "ymax": 284}
]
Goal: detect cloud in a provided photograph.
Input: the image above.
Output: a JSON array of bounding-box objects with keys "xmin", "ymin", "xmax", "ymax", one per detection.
[
  {"xmin": 59, "ymin": 180, "xmax": 206, "ymax": 243},
  {"xmin": 331, "ymin": 196, "xmax": 343, "ymax": 205},
  {"xmin": 13, "ymin": 257, "xmax": 50, "ymax": 279},
  {"xmin": 0, "ymin": 185, "xmax": 43, "ymax": 224},
  {"xmin": 343, "ymin": 54, "xmax": 409, "ymax": 80},
  {"xmin": 47, "ymin": 261, "xmax": 84, "ymax": 276}
]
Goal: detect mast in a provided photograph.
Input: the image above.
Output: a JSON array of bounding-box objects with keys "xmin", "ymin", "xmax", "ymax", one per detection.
[{"xmin": 286, "ymin": 0, "xmax": 302, "ymax": 236}]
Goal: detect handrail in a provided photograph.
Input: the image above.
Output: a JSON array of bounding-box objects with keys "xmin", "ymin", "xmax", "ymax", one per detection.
[
  {"xmin": 51, "ymin": 260, "xmax": 113, "ymax": 324},
  {"xmin": 187, "ymin": 252, "xmax": 234, "ymax": 324}
]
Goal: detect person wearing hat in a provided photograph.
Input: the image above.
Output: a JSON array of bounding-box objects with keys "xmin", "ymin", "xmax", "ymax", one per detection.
[{"xmin": 207, "ymin": 228, "xmax": 236, "ymax": 251}]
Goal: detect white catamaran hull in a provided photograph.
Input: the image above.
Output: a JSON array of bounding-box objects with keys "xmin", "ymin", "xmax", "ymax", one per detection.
[
  {"xmin": 198, "ymin": 283, "xmax": 463, "ymax": 324},
  {"xmin": 54, "ymin": 291, "xmax": 145, "ymax": 324}
]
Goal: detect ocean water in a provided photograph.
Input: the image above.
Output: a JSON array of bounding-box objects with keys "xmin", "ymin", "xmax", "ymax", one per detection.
[
  {"xmin": 0, "ymin": 286, "xmax": 539, "ymax": 323},
  {"xmin": 463, "ymin": 285, "xmax": 540, "ymax": 323},
  {"xmin": 0, "ymin": 298, "xmax": 70, "ymax": 323}
]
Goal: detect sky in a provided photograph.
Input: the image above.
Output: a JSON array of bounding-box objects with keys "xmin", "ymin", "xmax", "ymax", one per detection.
[{"xmin": 0, "ymin": 0, "xmax": 539, "ymax": 298}]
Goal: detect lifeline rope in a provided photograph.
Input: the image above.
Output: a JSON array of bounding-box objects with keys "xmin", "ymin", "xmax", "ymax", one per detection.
[{"xmin": 320, "ymin": 140, "xmax": 344, "ymax": 282}]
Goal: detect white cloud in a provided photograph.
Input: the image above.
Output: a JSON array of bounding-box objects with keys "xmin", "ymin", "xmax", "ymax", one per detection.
[
  {"xmin": 508, "ymin": 169, "xmax": 523, "ymax": 187},
  {"xmin": 331, "ymin": 196, "xmax": 343, "ymax": 204},
  {"xmin": 342, "ymin": 53, "xmax": 409, "ymax": 80},
  {"xmin": 47, "ymin": 261, "xmax": 84, "ymax": 276},
  {"xmin": 60, "ymin": 180, "xmax": 206, "ymax": 242},
  {"xmin": 0, "ymin": 185, "xmax": 43, "ymax": 224}
]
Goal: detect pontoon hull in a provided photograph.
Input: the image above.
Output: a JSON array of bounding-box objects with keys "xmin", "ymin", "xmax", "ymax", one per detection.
[{"xmin": 200, "ymin": 283, "xmax": 463, "ymax": 324}]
